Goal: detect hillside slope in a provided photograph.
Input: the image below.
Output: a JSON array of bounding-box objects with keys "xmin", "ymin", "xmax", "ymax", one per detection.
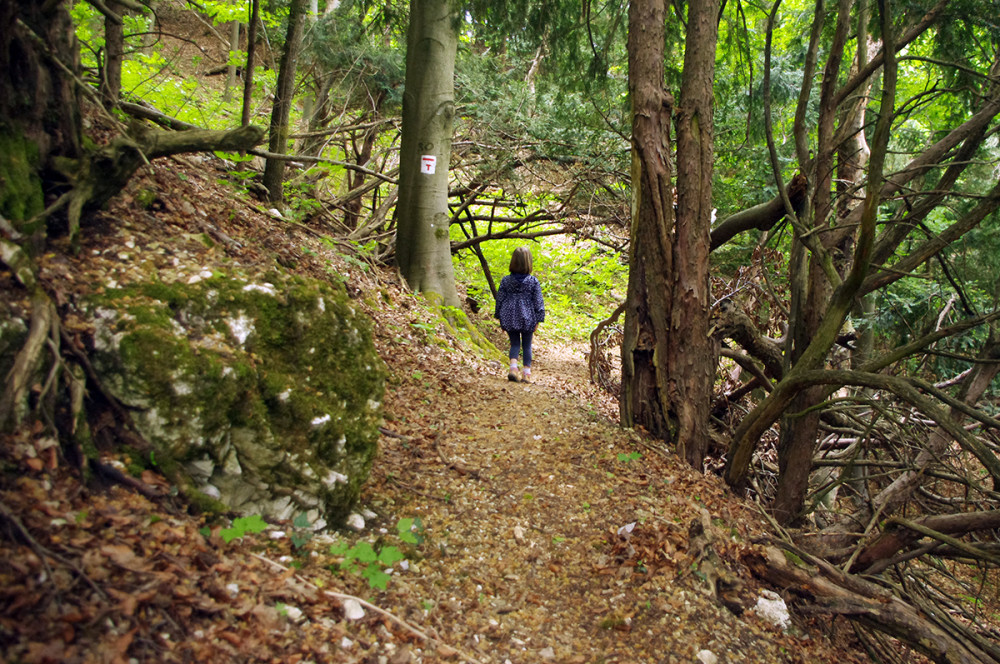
[{"xmin": 0, "ymin": 150, "xmax": 870, "ymax": 663}]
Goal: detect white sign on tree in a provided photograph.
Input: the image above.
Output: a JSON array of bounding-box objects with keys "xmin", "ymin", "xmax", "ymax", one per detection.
[{"xmin": 420, "ymin": 155, "xmax": 436, "ymax": 174}]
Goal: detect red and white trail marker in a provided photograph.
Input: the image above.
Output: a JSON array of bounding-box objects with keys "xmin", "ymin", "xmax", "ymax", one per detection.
[{"xmin": 420, "ymin": 155, "xmax": 436, "ymax": 174}]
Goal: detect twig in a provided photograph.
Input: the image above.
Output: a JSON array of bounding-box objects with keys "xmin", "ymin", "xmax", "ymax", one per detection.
[
  {"xmin": 387, "ymin": 477, "xmax": 450, "ymax": 502},
  {"xmin": 431, "ymin": 432, "xmax": 482, "ymax": 480},
  {"xmin": 247, "ymin": 552, "xmax": 486, "ymax": 664},
  {"xmin": 0, "ymin": 499, "xmax": 108, "ymax": 600}
]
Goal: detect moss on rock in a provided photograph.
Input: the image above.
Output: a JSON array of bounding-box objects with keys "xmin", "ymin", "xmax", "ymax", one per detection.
[{"xmin": 84, "ymin": 272, "xmax": 385, "ymax": 526}]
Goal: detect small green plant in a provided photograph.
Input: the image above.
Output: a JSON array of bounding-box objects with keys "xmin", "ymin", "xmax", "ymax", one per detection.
[
  {"xmin": 290, "ymin": 512, "xmax": 314, "ymax": 551},
  {"xmin": 220, "ymin": 514, "xmax": 268, "ymax": 543},
  {"xmin": 329, "ymin": 517, "xmax": 423, "ymax": 590},
  {"xmin": 617, "ymin": 451, "xmax": 642, "ymax": 463}
]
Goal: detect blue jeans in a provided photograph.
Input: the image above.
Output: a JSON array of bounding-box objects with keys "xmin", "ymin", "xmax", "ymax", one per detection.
[{"xmin": 507, "ymin": 330, "xmax": 534, "ymax": 367}]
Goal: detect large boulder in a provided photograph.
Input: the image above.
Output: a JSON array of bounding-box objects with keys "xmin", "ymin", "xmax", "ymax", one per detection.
[{"xmin": 84, "ymin": 272, "xmax": 385, "ymax": 528}]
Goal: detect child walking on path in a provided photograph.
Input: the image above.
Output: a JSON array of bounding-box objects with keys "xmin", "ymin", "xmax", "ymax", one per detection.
[{"xmin": 494, "ymin": 247, "xmax": 546, "ymax": 383}]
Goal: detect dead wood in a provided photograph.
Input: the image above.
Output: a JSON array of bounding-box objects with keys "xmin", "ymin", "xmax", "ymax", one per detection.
[
  {"xmin": 854, "ymin": 511, "xmax": 1000, "ymax": 574},
  {"xmin": 64, "ymin": 123, "xmax": 265, "ymax": 245},
  {"xmin": 711, "ymin": 302, "xmax": 784, "ymax": 380},
  {"xmin": 0, "ymin": 290, "xmax": 55, "ymax": 433},
  {"xmin": 747, "ymin": 543, "xmax": 998, "ymax": 664},
  {"xmin": 589, "ymin": 302, "xmax": 625, "ymax": 390}
]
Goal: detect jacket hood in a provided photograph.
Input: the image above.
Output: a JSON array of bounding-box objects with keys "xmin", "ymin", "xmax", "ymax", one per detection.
[{"xmin": 505, "ymin": 273, "xmax": 532, "ymax": 292}]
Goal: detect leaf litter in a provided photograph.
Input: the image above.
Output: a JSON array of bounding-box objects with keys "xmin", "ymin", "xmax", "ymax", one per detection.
[{"xmin": 0, "ymin": 153, "xmax": 874, "ymax": 663}]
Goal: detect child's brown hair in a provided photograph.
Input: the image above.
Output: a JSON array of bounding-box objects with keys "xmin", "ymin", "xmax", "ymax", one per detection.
[{"xmin": 509, "ymin": 246, "xmax": 533, "ymax": 274}]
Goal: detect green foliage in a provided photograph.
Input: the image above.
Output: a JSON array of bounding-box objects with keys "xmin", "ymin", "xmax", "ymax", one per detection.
[
  {"xmin": 328, "ymin": 517, "xmax": 423, "ymax": 590},
  {"xmin": 220, "ymin": 514, "xmax": 269, "ymax": 543},
  {"xmin": 452, "ymin": 225, "xmax": 627, "ymax": 342},
  {"xmin": 290, "ymin": 512, "xmax": 314, "ymax": 550}
]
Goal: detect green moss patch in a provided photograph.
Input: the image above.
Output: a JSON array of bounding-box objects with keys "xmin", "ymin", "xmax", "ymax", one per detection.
[{"xmin": 85, "ymin": 272, "xmax": 386, "ymax": 526}]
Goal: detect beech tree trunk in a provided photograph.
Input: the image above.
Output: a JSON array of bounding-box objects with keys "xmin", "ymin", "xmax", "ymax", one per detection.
[
  {"xmin": 262, "ymin": 0, "xmax": 307, "ymax": 203},
  {"xmin": 101, "ymin": 1, "xmax": 125, "ymax": 107},
  {"xmin": 621, "ymin": 0, "xmax": 716, "ymax": 470},
  {"xmin": 393, "ymin": 0, "xmax": 460, "ymax": 306}
]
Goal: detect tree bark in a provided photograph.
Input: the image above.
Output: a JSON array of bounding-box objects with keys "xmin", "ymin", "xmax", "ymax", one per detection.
[
  {"xmin": 241, "ymin": 0, "xmax": 260, "ymax": 127},
  {"xmin": 101, "ymin": 1, "xmax": 125, "ymax": 107},
  {"xmin": 262, "ymin": 0, "xmax": 307, "ymax": 203},
  {"xmin": 224, "ymin": 19, "xmax": 240, "ymax": 103},
  {"xmin": 670, "ymin": 0, "xmax": 719, "ymax": 468},
  {"xmin": 620, "ymin": 0, "xmax": 717, "ymax": 469},
  {"xmin": 393, "ymin": 0, "xmax": 460, "ymax": 306},
  {"xmin": 621, "ymin": 0, "xmax": 674, "ymax": 441}
]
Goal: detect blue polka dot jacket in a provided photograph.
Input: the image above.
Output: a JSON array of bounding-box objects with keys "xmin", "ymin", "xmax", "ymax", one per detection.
[{"xmin": 494, "ymin": 273, "xmax": 546, "ymax": 333}]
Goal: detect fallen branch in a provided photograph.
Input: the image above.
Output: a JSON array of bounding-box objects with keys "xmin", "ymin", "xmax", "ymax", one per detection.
[{"xmin": 747, "ymin": 542, "xmax": 998, "ymax": 664}]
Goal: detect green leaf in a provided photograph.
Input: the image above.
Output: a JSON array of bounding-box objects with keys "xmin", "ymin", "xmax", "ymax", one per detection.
[
  {"xmin": 293, "ymin": 512, "xmax": 312, "ymax": 529},
  {"xmin": 378, "ymin": 546, "xmax": 405, "ymax": 565},
  {"xmin": 362, "ymin": 564, "xmax": 391, "ymax": 590},
  {"xmin": 233, "ymin": 514, "xmax": 268, "ymax": 534},
  {"xmin": 329, "ymin": 541, "xmax": 350, "ymax": 556},
  {"xmin": 352, "ymin": 541, "xmax": 378, "ymax": 563}
]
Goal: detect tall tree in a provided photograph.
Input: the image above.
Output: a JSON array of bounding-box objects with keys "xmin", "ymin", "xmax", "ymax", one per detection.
[
  {"xmin": 263, "ymin": 0, "xmax": 308, "ymax": 203},
  {"xmin": 621, "ymin": 0, "xmax": 718, "ymax": 470},
  {"xmin": 393, "ymin": 0, "xmax": 460, "ymax": 305}
]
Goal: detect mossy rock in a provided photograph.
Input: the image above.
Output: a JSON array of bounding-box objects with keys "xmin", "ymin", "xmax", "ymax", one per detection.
[{"xmin": 84, "ymin": 272, "xmax": 386, "ymax": 527}]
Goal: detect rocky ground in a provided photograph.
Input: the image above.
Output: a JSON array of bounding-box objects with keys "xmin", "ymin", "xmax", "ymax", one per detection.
[{"xmin": 0, "ymin": 149, "xmax": 878, "ymax": 663}]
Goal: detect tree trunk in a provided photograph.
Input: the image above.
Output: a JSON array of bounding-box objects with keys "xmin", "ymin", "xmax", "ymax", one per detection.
[
  {"xmin": 771, "ymin": 0, "xmax": 855, "ymax": 523},
  {"xmin": 0, "ymin": 0, "xmax": 81, "ymax": 235},
  {"xmin": 240, "ymin": 0, "xmax": 260, "ymax": 127},
  {"xmin": 224, "ymin": 19, "xmax": 240, "ymax": 103},
  {"xmin": 102, "ymin": 1, "xmax": 125, "ymax": 107},
  {"xmin": 669, "ymin": 0, "xmax": 718, "ymax": 468},
  {"xmin": 621, "ymin": 0, "xmax": 673, "ymax": 441},
  {"xmin": 262, "ymin": 0, "xmax": 307, "ymax": 203},
  {"xmin": 621, "ymin": 0, "xmax": 717, "ymax": 470},
  {"xmin": 393, "ymin": 0, "xmax": 460, "ymax": 306}
]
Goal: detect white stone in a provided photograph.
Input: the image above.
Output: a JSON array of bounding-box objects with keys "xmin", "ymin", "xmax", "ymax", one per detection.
[
  {"xmin": 346, "ymin": 513, "xmax": 365, "ymax": 531},
  {"xmin": 283, "ymin": 605, "xmax": 303, "ymax": 622},
  {"xmin": 324, "ymin": 471, "xmax": 348, "ymax": 487},
  {"xmin": 201, "ymin": 484, "xmax": 221, "ymax": 500},
  {"xmin": 226, "ymin": 583, "xmax": 239, "ymax": 597},
  {"xmin": 539, "ymin": 647, "xmax": 556, "ymax": 659},
  {"xmin": 243, "ymin": 282, "xmax": 277, "ymax": 296},
  {"xmin": 342, "ymin": 598, "xmax": 365, "ymax": 620},
  {"xmin": 753, "ymin": 590, "xmax": 791, "ymax": 630},
  {"xmin": 311, "ymin": 414, "xmax": 331, "ymax": 428},
  {"xmin": 697, "ymin": 650, "xmax": 718, "ymax": 664},
  {"xmin": 227, "ymin": 314, "xmax": 253, "ymax": 345}
]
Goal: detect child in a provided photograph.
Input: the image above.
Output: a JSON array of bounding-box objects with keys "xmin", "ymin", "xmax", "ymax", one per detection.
[{"xmin": 494, "ymin": 246, "xmax": 546, "ymax": 383}]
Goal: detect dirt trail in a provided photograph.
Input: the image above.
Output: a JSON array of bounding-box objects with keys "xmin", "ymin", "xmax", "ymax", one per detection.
[{"xmin": 364, "ymin": 338, "xmax": 863, "ymax": 664}]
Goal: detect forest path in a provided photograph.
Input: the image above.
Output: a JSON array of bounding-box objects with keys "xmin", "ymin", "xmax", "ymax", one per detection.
[{"xmin": 362, "ymin": 338, "xmax": 859, "ymax": 663}]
